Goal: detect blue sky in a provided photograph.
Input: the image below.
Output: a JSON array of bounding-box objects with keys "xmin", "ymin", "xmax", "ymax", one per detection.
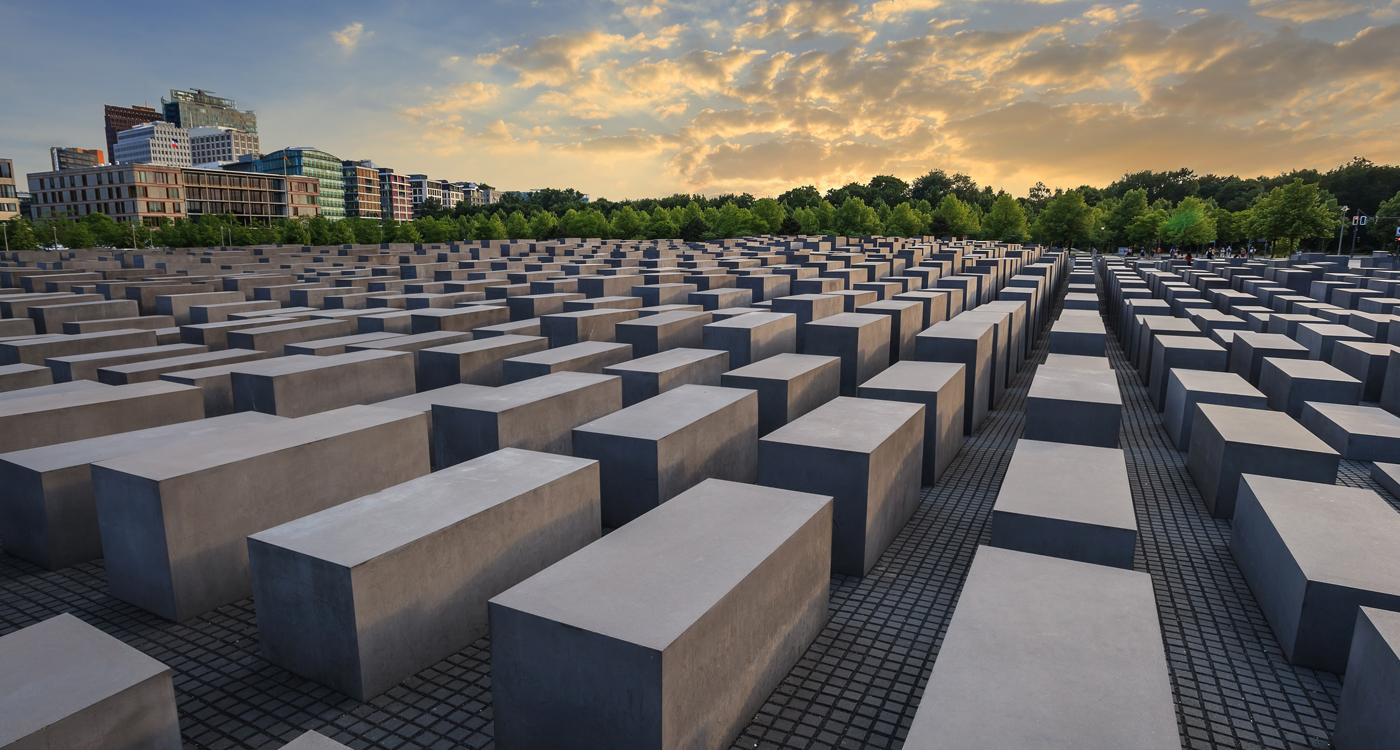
[{"xmin": 2, "ymin": 0, "xmax": 1397, "ymax": 199}]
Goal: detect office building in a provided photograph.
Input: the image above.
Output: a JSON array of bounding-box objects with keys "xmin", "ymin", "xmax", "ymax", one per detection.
[
  {"xmin": 50, "ymin": 147, "xmax": 105, "ymax": 171},
  {"xmin": 0, "ymin": 159, "xmax": 17, "ymax": 221},
  {"xmin": 441, "ymin": 180, "xmax": 464, "ymax": 210},
  {"xmin": 27, "ymin": 163, "xmax": 184, "ymax": 224},
  {"xmin": 114, "ymin": 122, "xmax": 191, "ymax": 168},
  {"xmin": 407, "ymin": 174, "xmax": 440, "ymax": 214},
  {"xmin": 26, "ymin": 163, "xmax": 318, "ymax": 225},
  {"xmin": 163, "ymin": 89, "xmax": 258, "ymax": 134},
  {"xmin": 103, "ymin": 104, "xmax": 163, "ymax": 160},
  {"xmin": 254, "ymin": 147, "xmax": 344, "ymax": 219},
  {"xmin": 378, "ymin": 168, "xmax": 412, "ymax": 222},
  {"xmin": 342, "ymin": 160, "xmax": 381, "ymax": 220},
  {"xmin": 182, "ymin": 167, "xmax": 319, "ymax": 223},
  {"xmin": 456, "ymin": 182, "xmax": 500, "ymax": 206},
  {"xmin": 189, "ymin": 127, "xmax": 260, "ymax": 167}
]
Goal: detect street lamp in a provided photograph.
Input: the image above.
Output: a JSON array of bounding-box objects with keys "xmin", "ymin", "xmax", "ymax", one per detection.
[{"xmin": 1337, "ymin": 206, "xmax": 1350, "ymax": 254}]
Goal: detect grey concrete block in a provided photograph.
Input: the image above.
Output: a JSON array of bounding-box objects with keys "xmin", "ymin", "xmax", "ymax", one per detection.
[
  {"xmin": 1163, "ymin": 370, "xmax": 1268, "ymax": 451},
  {"xmin": 472, "ymin": 318, "xmax": 541, "ymax": 338},
  {"xmin": 1296, "ymin": 322, "xmax": 1372, "ymax": 361},
  {"xmin": 0, "ymin": 613, "xmax": 181, "ymax": 750},
  {"xmin": 278, "ymin": 731, "xmax": 352, "ymax": 750},
  {"xmin": 856, "ymin": 300, "xmax": 922, "ymax": 364},
  {"xmin": 190, "ymin": 299, "xmax": 281, "ymax": 324},
  {"xmin": 632, "ymin": 283, "xmax": 697, "ymax": 307},
  {"xmin": 759, "ymin": 396, "xmax": 923, "ymax": 575},
  {"xmin": 1049, "ymin": 312, "xmax": 1106, "ymax": 356},
  {"xmin": 701, "ymin": 312, "xmax": 796, "ymax": 369},
  {"xmin": 1258, "ymin": 358, "xmax": 1361, "ymax": 419},
  {"xmin": 574, "ymin": 384, "xmax": 758, "ymax": 528},
  {"xmin": 0, "ymin": 329, "xmax": 158, "ymax": 367},
  {"xmin": 159, "ymin": 356, "xmax": 311, "ymax": 417},
  {"xmin": 180, "ymin": 317, "xmax": 296, "ymax": 351},
  {"xmin": 1025, "ymin": 366, "xmax": 1122, "ymax": 448},
  {"xmin": 232, "ymin": 350, "xmax": 416, "ymax": 418},
  {"xmin": 156, "ymin": 291, "xmax": 245, "ymax": 326},
  {"xmin": 31, "ymin": 299, "xmax": 140, "ymax": 334},
  {"xmin": 858, "ymin": 361, "xmax": 965, "ymax": 485},
  {"xmin": 502, "ymin": 341, "xmax": 632, "ymax": 384},
  {"xmin": 721, "ymin": 353, "xmax": 840, "ymax": 436},
  {"xmin": 416, "ymin": 335, "xmax": 548, "ymax": 389},
  {"xmin": 799, "ymin": 313, "xmax": 890, "ymax": 396},
  {"xmin": 1333, "ymin": 607, "xmax": 1400, "ymax": 748},
  {"xmin": 901, "ymin": 546, "xmax": 1178, "ymax": 749},
  {"xmin": 915, "ymin": 318, "xmax": 993, "ymax": 434},
  {"xmin": 1135, "ymin": 316, "xmax": 1203, "ymax": 374},
  {"xmin": 604, "ymin": 348, "xmax": 729, "ymax": 406},
  {"xmin": 769, "ymin": 294, "xmax": 844, "ymax": 350},
  {"xmin": 1228, "ymin": 332, "xmax": 1309, "ymax": 386},
  {"xmin": 0, "ymin": 412, "xmax": 282, "ymax": 571},
  {"xmin": 1042, "ymin": 353, "xmax": 1109, "ymax": 369},
  {"xmin": 507, "ymin": 292, "xmax": 584, "ymax": 321},
  {"xmin": 1230, "ymin": 475, "xmax": 1400, "ymax": 673},
  {"xmin": 0, "ymin": 362, "xmax": 52, "ymax": 393},
  {"xmin": 990, "ymin": 439, "xmax": 1136, "ymax": 568},
  {"xmin": 1186, "ymin": 404, "xmax": 1339, "ymax": 519},
  {"xmin": 1330, "ymin": 341, "xmax": 1397, "ymax": 401},
  {"xmin": 1299, "ymin": 402, "xmax": 1400, "ymax": 461},
  {"xmin": 689, "ymin": 288, "xmax": 753, "ymax": 310},
  {"xmin": 410, "ymin": 305, "xmax": 510, "ymax": 335},
  {"xmin": 539, "ymin": 308, "xmax": 639, "ymax": 346},
  {"xmin": 0, "ymin": 381, "xmax": 204, "ymax": 453},
  {"xmin": 47, "ymin": 343, "xmax": 210, "ymax": 383},
  {"xmin": 249, "ymin": 448, "xmax": 600, "ymax": 701},
  {"xmin": 433, "ymin": 372, "xmax": 621, "ymax": 468},
  {"xmin": 615, "ymin": 310, "xmax": 712, "ymax": 357},
  {"xmin": 1148, "ymin": 336, "xmax": 1228, "ymax": 411},
  {"xmin": 93, "ymin": 405, "xmax": 430, "ymax": 621},
  {"xmin": 489, "ymin": 479, "xmax": 831, "ymax": 750},
  {"xmin": 372, "ymin": 382, "xmax": 494, "ymax": 458},
  {"xmin": 227, "ymin": 319, "xmax": 357, "ymax": 355},
  {"xmin": 283, "ymin": 332, "xmax": 401, "ymax": 357}
]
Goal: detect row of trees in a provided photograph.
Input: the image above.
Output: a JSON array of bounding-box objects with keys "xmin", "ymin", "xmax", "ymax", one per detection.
[{"xmin": 6, "ymin": 161, "xmax": 1397, "ymax": 255}]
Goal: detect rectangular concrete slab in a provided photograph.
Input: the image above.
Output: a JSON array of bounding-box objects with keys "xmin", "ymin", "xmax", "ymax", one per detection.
[
  {"xmin": 1332, "ymin": 607, "xmax": 1400, "ymax": 748},
  {"xmin": 501, "ymin": 341, "xmax": 632, "ymax": 384},
  {"xmin": 901, "ymin": 546, "xmax": 1178, "ymax": 750},
  {"xmin": 857, "ymin": 360, "xmax": 965, "ymax": 485},
  {"xmin": 720, "ymin": 353, "xmax": 840, "ymax": 436},
  {"xmin": 603, "ymin": 347, "xmax": 729, "ymax": 406},
  {"xmin": 249, "ymin": 448, "xmax": 600, "ymax": 701},
  {"xmin": 701, "ymin": 312, "xmax": 796, "ymax": 369},
  {"xmin": 92, "ymin": 405, "xmax": 430, "ymax": 621},
  {"xmin": 231, "ymin": 350, "xmax": 416, "ymax": 418},
  {"xmin": 1025, "ymin": 367, "xmax": 1122, "ymax": 449},
  {"xmin": 0, "ymin": 381, "xmax": 204, "ymax": 453},
  {"xmin": 416, "ymin": 335, "xmax": 549, "ymax": 389},
  {"xmin": 1163, "ymin": 370, "xmax": 1268, "ymax": 451},
  {"xmin": 1298, "ymin": 402, "xmax": 1400, "ymax": 461},
  {"xmin": 1186, "ymin": 404, "xmax": 1339, "ymax": 519},
  {"xmin": 489, "ymin": 478, "xmax": 832, "ymax": 750}
]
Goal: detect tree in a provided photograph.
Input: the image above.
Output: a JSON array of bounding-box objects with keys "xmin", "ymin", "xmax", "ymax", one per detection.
[
  {"xmin": 909, "ymin": 169, "xmax": 955, "ymax": 204},
  {"xmin": 1162, "ymin": 196, "xmax": 1216, "ymax": 249},
  {"xmin": 1126, "ymin": 210, "xmax": 1167, "ymax": 249},
  {"xmin": 752, "ymin": 198, "xmax": 786, "ymax": 234},
  {"xmin": 479, "ymin": 213, "xmax": 508, "ymax": 241},
  {"xmin": 930, "ymin": 194, "xmax": 979, "ymax": 238},
  {"xmin": 884, "ymin": 202, "xmax": 925, "ymax": 237},
  {"xmin": 980, "ymin": 194, "xmax": 1029, "ymax": 243},
  {"xmin": 4, "ymin": 218, "xmax": 39, "ymax": 252},
  {"xmin": 63, "ymin": 223, "xmax": 95, "ymax": 249},
  {"xmin": 416, "ymin": 197, "xmax": 447, "ymax": 219},
  {"xmin": 608, "ymin": 206, "xmax": 645, "ymax": 240},
  {"xmin": 306, "ymin": 215, "xmax": 332, "ymax": 245},
  {"xmin": 505, "ymin": 211, "xmax": 531, "ymax": 240},
  {"xmin": 1105, "ymin": 168, "xmax": 1200, "ymax": 205},
  {"xmin": 835, "ymin": 197, "xmax": 883, "ymax": 236},
  {"xmin": 397, "ymin": 222, "xmax": 424, "ymax": 244},
  {"xmin": 867, "ymin": 175, "xmax": 910, "ymax": 206},
  {"xmin": 280, "ymin": 219, "xmax": 310, "ymax": 245},
  {"xmin": 792, "ymin": 207, "xmax": 821, "ymax": 235},
  {"xmin": 648, "ymin": 211, "xmax": 682, "ymax": 240},
  {"xmin": 528, "ymin": 210, "xmax": 558, "ymax": 240},
  {"xmin": 1250, "ymin": 178, "xmax": 1342, "ymax": 255},
  {"xmin": 777, "ymin": 185, "xmax": 822, "ymax": 209},
  {"xmin": 1373, "ymin": 190, "xmax": 1400, "ymax": 253},
  {"xmin": 1030, "ymin": 190, "xmax": 1094, "ymax": 248},
  {"xmin": 825, "ymin": 182, "xmax": 870, "ymax": 206},
  {"xmin": 1103, "ymin": 189, "xmax": 1148, "ymax": 248},
  {"xmin": 779, "ymin": 215, "xmax": 802, "ymax": 235},
  {"xmin": 329, "ymin": 219, "xmax": 354, "ymax": 245}
]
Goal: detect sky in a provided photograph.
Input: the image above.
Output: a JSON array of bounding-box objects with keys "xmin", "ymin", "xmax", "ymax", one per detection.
[{"xmin": 2, "ymin": 0, "xmax": 1398, "ymax": 201}]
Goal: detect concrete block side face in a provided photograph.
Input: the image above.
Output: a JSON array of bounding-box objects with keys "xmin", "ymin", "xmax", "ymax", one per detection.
[
  {"xmin": 661, "ymin": 501, "xmax": 833, "ymax": 750},
  {"xmin": 654, "ymin": 392, "xmax": 759, "ymax": 503},
  {"xmin": 758, "ymin": 441, "xmax": 867, "ymax": 573},
  {"xmin": 345, "ymin": 461, "xmax": 602, "ymax": 701},
  {"xmin": 1186, "ymin": 408, "xmax": 1228, "ymax": 514},
  {"xmin": 860, "ymin": 410, "xmax": 925, "ymax": 574},
  {"xmin": 1333, "ymin": 609, "xmax": 1400, "ymax": 749},
  {"xmin": 248, "ymin": 541, "xmax": 361, "ymax": 699},
  {"xmin": 989, "ymin": 511, "xmax": 1137, "ymax": 569},
  {"xmin": 90, "ymin": 467, "xmax": 179, "ymax": 621},
  {"xmin": 491, "ymin": 605, "xmax": 663, "ymax": 749},
  {"xmin": 0, "ymin": 464, "xmax": 61, "ymax": 569},
  {"xmin": 1024, "ymin": 395, "xmax": 1122, "ymax": 449},
  {"xmin": 496, "ymin": 377, "xmax": 624, "ymax": 459},
  {"xmin": 15, "ymin": 670, "xmax": 183, "ymax": 750},
  {"xmin": 1229, "ymin": 478, "xmax": 1315, "ymax": 666},
  {"xmin": 575, "ymin": 431, "xmax": 662, "ymax": 528}
]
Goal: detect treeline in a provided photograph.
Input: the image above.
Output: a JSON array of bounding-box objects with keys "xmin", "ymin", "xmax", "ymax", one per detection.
[{"xmin": 5, "ymin": 158, "xmax": 1397, "ymax": 254}]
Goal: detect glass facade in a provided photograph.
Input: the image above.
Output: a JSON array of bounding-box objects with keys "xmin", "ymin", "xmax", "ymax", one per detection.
[
  {"xmin": 163, "ymin": 89, "xmax": 259, "ymax": 135},
  {"xmin": 256, "ymin": 148, "xmax": 344, "ymax": 219}
]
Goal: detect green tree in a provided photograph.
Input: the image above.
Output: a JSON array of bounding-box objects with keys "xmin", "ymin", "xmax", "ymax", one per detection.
[
  {"xmin": 792, "ymin": 207, "xmax": 821, "ymax": 235},
  {"xmin": 1126, "ymin": 209, "xmax": 1168, "ymax": 249},
  {"xmin": 1373, "ymin": 190, "xmax": 1400, "ymax": 253},
  {"xmin": 329, "ymin": 219, "xmax": 354, "ymax": 245},
  {"xmin": 931, "ymin": 194, "xmax": 979, "ymax": 237},
  {"xmin": 280, "ymin": 219, "xmax": 310, "ymax": 245},
  {"xmin": 649, "ymin": 211, "xmax": 682, "ymax": 240},
  {"xmin": 752, "ymin": 198, "xmax": 786, "ymax": 233},
  {"xmin": 835, "ymin": 197, "xmax": 883, "ymax": 236},
  {"xmin": 397, "ymin": 222, "xmax": 424, "ymax": 244},
  {"xmin": 1104, "ymin": 189, "xmax": 1148, "ymax": 248},
  {"xmin": 1030, "ymin": 190, "xmax": 1094, "ymax": 248},
  {"xmin": 777, "ymin": 185, "xmax": 822, "ymax": 209},
  {"xmin": 608, "ymin": 206, "xmax": 645, "ymax": 240},
  {"xmin": 306, "ymin": 215, "xmax": 332, "ymax": 245},
  {"xmin": 980, "ymin": 194, "xmax": 1030, "ymax": 243},
  {"xmin": 528, "ymin": 210, "xmax": 558, "ymax": 240},
  {"xmin": 884, "ymin": 202, "xmax": 926, "ymax": 237},
  {"xmin": 909, "ymin": 169, "xmax": 955, "ymax": 205},
  {"xmin": 3, "ymin": 218, "xmax": 40, "ymax": 252},
  {"xmin": 479, "ymin": 213, "xmax": 508, "ymax": 241},
  {"xmin": 416, "ymin": 197, "xmax": 447, "ymax": 219},
  {"xmin": 866, "ymin": 175, "xmax": 910, "ymax": 206},
  {"xmin": 1162, "ymin": 196, "xmax": 1217, "ymax": 249},
  {"xmin": 504, "ymin": 211, "xmax": 531, "ymax": 240},
  {"xmin": 1250, "ymin": 178, "xmax": 1342, "ymax": 255},
  {"xmin": 63, "ymin": 223, "xmax": 95, "ymax": 249},
  {"xmin": 814, "ymin": 201, "xmax": 837, "ymax": 234}
]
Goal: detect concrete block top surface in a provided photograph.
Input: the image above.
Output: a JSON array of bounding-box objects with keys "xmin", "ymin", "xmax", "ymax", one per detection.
[
  {"xmin": 0, "ymin": 613, "xmax": 171, "ymax": 745},
  {"xmin": 1196, "ymin": 404, "xmax": 1336, "ymax": 452},
  {"xmin": 249, "ymin": 448, "xmax": 595, "ymax": 568},
  {"xmin": 858, "ymin": 360, "xmax": 964, "ymax": 394},
  {"xmin": 489, "ymin": 478, "xmax": 830, "ymax": 650},
  {"xmin": 995, "ymin": 439, "xmax": 1135, "ymax": 532},
  {"xmin": 1042, "ymin": 354, "xmax": 1110, "ymax": 370},
  {"xmin": 918, "ymin": 317, "xmax": 994, "ymax": 341},
  {"xmin": 505, "ymin": 340, "xmax": 629, "ymax": 366},
  {"xmin": 762, "ymin": 396, "xmax": 923, "ymax": 453},
  {"xmin": 94, "ymin": 405, "xmax": 421, "ymax": 481},
  {"xmin": 0, "ymin": 379, "xmax": 108, "ymax": 403},
  {"xmin": 374, "ymin": 383, "xmax": 495, "ymax": 414},
  {"xmin": 704, "ymin": 311, "xmax": 795, "ymax": 330},
  {"xmin": 1029, "ymin": 366, "xmax": 1121, "ymax": 406},
  {"xmin": 1170, "ymin": 369, "xmax": 1262, "ymax": 397},
  {"xmin": 0, "ymin": 380, "xmax": 198, "ymax": 417},
  {"xmin": 1051, "ymin": 314, "xmax": 1106, "ymax": 335},
  {"xmin": 241, "ymin": 349, "xmax": 409, "ymax": 377},
  {"xmin": 905, "ymin": 546, "xmax": 1177, "ymax": 749},
  {"xmin": 807, "ymin": 311, "xmax": 889, "ymax": 330},
  {"xmin": 1240, "ymin": 474, "xmax": 1400, "ymax": 595},
  {"xmin": 423, "ymin": 334, "xmax": 545, "ymax": 356},
  {"xmin": 279, "ymin": 731, "xmax": 353, "ymax": 750},
  {"xmin": 604, "ymin": 347, "xmax": 724, "ymax": 374},
  {"xmin": 1302, "ymin": 402, "xmax": 1400, "ymax": 438},
  {"xmin": 1236, "ymin": 331, "xmax": 1308, "ymax": 352},
  {"xmin": 0, "ymin": 412, "xmax": 283, "ymax": 472},
  {"xmin": 453, "ymin": 371, "xmax": 616, "ymax": 412},
  {"xmin": 1156, "ymin": 336, "xmax": 1226, "ymax": 353},
  {"xmin": 575, "ymin": 383, "xmax": 751, "ymax": 440},
  {"xmin": 1263, "ymin": 358, "xmax": 1361, "ymax": 383},
  {"xmin": 724, "ymin": 352, "xmax": 841, "ymax": 380}
]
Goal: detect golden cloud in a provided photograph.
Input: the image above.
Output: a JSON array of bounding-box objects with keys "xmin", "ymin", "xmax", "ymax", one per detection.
[{"xmin": 1249, "ymin": 0, "xmax": 1365, "ymax": 23}]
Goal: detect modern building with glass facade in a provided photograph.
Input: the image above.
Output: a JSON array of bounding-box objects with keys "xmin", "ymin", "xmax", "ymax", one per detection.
[
  {"xmin": 342, "ymin": 159, "xmax": 381, "ymax": 220},
  {"xmin": 163, "ymin": 89, "xmax": 258, "ymax": 135},
  {"xmin": 189, "ymin": 127, "xmax": 260, "ymax": 166},
  {"xmin": 103, "ymin": 104, "xmax": 163, "ymax": 161},
  {"xmin": 0, "ymin": 159, "xmax": 18, "ymax": 221},
  {"xmin": 378, "ymin": 168, "xmax": 412, "ymax": 222},
  {"xmin": 254, "ymin": 147, "xmax": 344, "ymax": 219},
  {"xmin": 113, "ymin": 122, "xmax": 191, "ymax": 168},
  {"xmin": 50, "ymin": 147, "xmax": 105, "ymax": 171},
  {"xmin": 182, "ymin": 167, "xmax": 318, "ymax": 223}
]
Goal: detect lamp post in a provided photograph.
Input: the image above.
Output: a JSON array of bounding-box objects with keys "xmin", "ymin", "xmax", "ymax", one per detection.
[{"xmin": 1337, "ymin": 206, "xmax": 1350, "ymax": 254}]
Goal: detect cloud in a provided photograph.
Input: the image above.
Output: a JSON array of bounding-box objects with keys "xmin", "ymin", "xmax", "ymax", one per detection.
[
  {"xmin": 1083, "ymin": 4, "xmax": 1139, "ymax": 24},
  {"xmin": 864, "ymin": 0, "xmax": 942, "ymax": 24},
  {"xmin": 400, "ymin": 82, "xmax": 501, "ymax": 121},
  {"xmin": 1249, "ymin": 0, "xmax": 1365, "ymax": 23},
  {"xmin": 737, "ymin": 0, "xmax": 875, "ymax": 42},
  {"xmin": 331, "ymin": 22, "xmax": 367, "ymax": 50},
  {"xmin": 478, "ymin": 30, "xmax": 628, "ymax": 87}
]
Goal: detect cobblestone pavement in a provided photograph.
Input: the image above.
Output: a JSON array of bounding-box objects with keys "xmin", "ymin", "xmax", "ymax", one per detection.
[{"xmin": 1, "ymin": 297, "xmax": 1381, "ymax": 749}]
